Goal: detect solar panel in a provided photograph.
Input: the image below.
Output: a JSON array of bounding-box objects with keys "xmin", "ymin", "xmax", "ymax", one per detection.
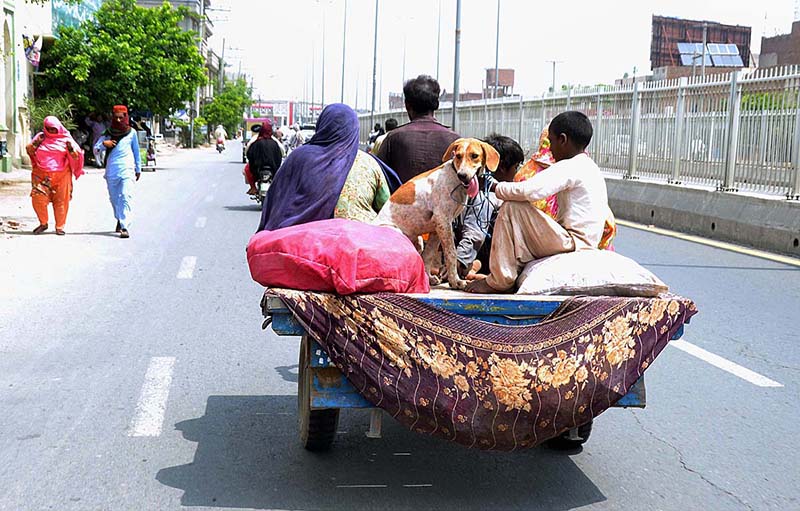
[{"xmin": 677, "ymin": 41, "xmax": 743, "ymax": 67}]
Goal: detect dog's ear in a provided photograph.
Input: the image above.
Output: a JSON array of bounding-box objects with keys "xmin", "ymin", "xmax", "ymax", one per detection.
[
  {"xmin": 442, "ymin": 138, "xmax": 466, "ymax": 162},
  {"xmin": 481, "ymin": 142, "xmax": 501, "ymax": 172}
]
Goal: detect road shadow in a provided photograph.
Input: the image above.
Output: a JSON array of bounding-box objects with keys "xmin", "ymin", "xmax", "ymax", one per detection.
[
  {"xmin": 157, "ymin": 395, "xmax": 606, "ymax": 511},
  {"xmin": 224, "ymin": 204, "xmax": 262, "ymax": 212}
]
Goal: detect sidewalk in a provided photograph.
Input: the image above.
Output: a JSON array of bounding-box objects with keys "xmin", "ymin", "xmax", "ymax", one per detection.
[
  {"xmin": 0, "ymin": 167, "xmax": 34, "ymax": 235},
  {"xmin": 0, "ymin": 142, "xmax": 185, "ymax": 236}
]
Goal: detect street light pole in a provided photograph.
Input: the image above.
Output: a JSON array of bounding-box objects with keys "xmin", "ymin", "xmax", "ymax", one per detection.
[
  {"xmin": 321, "ymin": 6, "xmax": 326, "ymax": 109},
  {"xmin": 451, "ymin": 0, "xmax": 461, "ymax": 131},
  {"xmin": 340, "ymin": 0, "xmax": 347, "ymax": 103},
  {"xmin": 493, "ymin": 0, "xmax": 499, "ymax": 99},
  {"xmin": 436, "ymin": 0, "xmax": 441, "ymax": 81},
  {"xmin": 369, "ymin": 0, "xmax": 379, "ymax": 132},
  {"xmin": 311, "ymin": 41, "xmax": 316, "ymax": 121},
  {"xmin": 546, "ymin": 60, "xmax": 562, "ymax": 93}
]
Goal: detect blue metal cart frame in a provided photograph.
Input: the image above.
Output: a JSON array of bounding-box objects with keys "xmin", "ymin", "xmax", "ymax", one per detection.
[{"xmin": 263, "ymin": 290, "xmax": 684, "ymax": 451}]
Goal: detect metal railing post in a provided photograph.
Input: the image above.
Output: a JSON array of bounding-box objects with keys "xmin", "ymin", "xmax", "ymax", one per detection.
[
  {"xmin": 722, "ymin": 70, "xmax": 741, "ymax": 192},
  {"xmin": 789, "ymin": 86, "xmax": 800, "ymax": 200},
  {"xmin": 670, "ymin": 77, "xmax": 687, "ymax": 184},
  {"xmin": 518, "ymin": 95, "xmax": 524, "ymax": 142},
  {"xmin": 484, "ymin": 94, "xmax": 488, "ymax": 135},
  {"xmin": 626, "ymin": 80, "xmax": 641, "ymax": 179},
  {"xmin": 595, "ymin": 92, "xmax": 602, "ymax": 159}
]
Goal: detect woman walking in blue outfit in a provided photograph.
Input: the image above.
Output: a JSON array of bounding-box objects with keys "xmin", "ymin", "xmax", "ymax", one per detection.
[{"xmin": 94, "ymin": 105, "xmax": 140, "ymax": 238}]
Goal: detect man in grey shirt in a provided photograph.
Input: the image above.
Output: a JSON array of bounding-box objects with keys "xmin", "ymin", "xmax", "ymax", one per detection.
[{"xmin": 375, "ymin": 75, "xmax": 459, "ymax": 183}]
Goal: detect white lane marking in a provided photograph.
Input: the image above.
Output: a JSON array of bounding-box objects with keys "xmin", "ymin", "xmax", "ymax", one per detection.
[
  {"xmin": 617, "ymin": 219, "xmax": 800, "ymax": 268},
  {"xmin": 195, "ymin": 216, "xmax": 207, "ymax": 228},
  {"xmin": 670, "ymin": 340, "xmax": 783, "ymax": 388},
  {"xmin": 393, "ymin": 452, "xmax": 412, "ymax": 456},
  {"xmin": 336, "ymin": 485, "xmax": 388, "ymax": 489},
  {"xmin": 176, "ymin": 256, "xmax": 197, "ymax": 279},
  {"xmin": 211, "ymin": 183, "xmax": 218, "ymax": 188},
  {"xmin": 128, "ymin": 357, "xmax": 176, "ymax": 437},
  {"xmin": 204, "ymin": 194, "xmax": 214, "ymax": 202},
  {"xmin": 403, "ymin": 484, "xmax": 433, "ymax": 488}
]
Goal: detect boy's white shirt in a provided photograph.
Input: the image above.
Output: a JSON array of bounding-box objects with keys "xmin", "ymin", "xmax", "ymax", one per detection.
[{"xmin": 494, "ymin": 153, "xmax": 609, "ymax": 248}]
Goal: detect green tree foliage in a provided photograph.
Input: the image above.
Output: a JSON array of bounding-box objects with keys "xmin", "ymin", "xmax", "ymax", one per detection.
[
  {"xmin": 39, "ymin": 0, "xmax": 205, "ymax": 116},
  {"xmin": 202, "ymin": 78, "xmax": 252, "ymax": 134}
]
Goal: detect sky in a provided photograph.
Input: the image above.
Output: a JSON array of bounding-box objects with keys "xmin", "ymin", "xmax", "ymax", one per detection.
[{"xmin": 208, "ymin": 0, "xmax": 797, "ymax": 108}]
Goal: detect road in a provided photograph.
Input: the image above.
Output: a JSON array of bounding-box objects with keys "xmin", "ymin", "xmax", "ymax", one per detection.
[{"xmin": 1, "ymin": 143, "xmax": 798, "ymax": 511}]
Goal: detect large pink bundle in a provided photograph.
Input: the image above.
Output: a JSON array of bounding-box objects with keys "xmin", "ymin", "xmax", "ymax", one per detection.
[{"xmin": 247, "ymin": 218, "xmax": 430, "ymax": 295}]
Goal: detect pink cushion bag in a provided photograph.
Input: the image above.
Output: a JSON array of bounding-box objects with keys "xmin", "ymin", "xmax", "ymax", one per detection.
[{"xmin": 247, "ymin": 218, "xmax": 430, "ymax": 294}]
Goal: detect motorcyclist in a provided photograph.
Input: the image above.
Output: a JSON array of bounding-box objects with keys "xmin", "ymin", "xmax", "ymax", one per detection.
[
  {"xmin": 244, "ymin": 120, "xmax": 282, "ymax": 195},
  {"xmin": 214, "ymin": 125, "xmax": 228, "ymax": 150}
]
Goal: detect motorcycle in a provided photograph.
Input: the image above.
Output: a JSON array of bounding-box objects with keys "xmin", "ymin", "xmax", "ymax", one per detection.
[
  {"xmin": 250, "ymin": 166, "xmax": 274, "ymax": 205},
  {"xmin": 216, "ymin": 138, "xmax": 226, "ymax": 153}
]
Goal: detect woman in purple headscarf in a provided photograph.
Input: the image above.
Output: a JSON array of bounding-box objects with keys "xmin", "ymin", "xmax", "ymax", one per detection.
[{"xmin": 257, "ymin": 103, "xmax": 400, "ymax": 231}]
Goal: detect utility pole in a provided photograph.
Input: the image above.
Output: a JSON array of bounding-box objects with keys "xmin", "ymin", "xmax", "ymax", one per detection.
[
  {"xmin": 219, "ymin": 37, "xmax": 225, "ymax": 92},
  {"xmin": 369, "ymin": 0, "xmax": 379, "ymax": 132},
  {"xmin": 190, "ymin": 1, "xmax": 205, "ymax": 148},
  {"xmin": 493, "ymin": 0, "xmax": 500, "ymax": 99},
  {"xmin": 340, "ymin": 0, "xmax": 347, "ymax": 103},
  {"xmin": 701, "ymin": 22, "xmax": 708, "ymax": 78},
  {"xmin": 451, "ymin": 0, "xmax": 461, "ymax": 131},
  {"xmin": 546, "ymin": 60, "xmax": 562, "ymax": 93}
]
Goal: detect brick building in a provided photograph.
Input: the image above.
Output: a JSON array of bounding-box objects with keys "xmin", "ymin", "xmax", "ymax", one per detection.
[
  {"xmin": 650, "ymin": 15, "xmax": 751, "ymax": 70},
  {"xmin": 760, "ymin": 21, "xmax": 800, "ymax": 67}
]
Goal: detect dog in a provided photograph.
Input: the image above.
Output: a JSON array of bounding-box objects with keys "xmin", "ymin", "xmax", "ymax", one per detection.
[{"xmin": 374, "ymin": 138, "xmax": 500, "ymax": 290}]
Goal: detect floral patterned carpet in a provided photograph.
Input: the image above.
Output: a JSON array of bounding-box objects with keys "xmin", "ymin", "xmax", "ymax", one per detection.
[{"xmin": 271, "ymin": 289, "xmax": 697, "ymax": 451}]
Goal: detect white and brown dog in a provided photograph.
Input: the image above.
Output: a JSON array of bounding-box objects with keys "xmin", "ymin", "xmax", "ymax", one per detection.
[{"xmin": 374, "ymin": 138, "xmax": 500, "ymax": 289}]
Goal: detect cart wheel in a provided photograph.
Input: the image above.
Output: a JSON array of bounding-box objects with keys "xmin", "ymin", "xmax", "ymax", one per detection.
[
  {"xmin": 546, "ymin": 420, "xmax": 593, "ymax": 450},
  {"xmin": 298, "ymin": 335, "xmax": 339, "ymax": 451}
]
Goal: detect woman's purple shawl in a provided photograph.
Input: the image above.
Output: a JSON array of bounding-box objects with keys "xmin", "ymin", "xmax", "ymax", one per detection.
[{"xmin": 258, "ymin": 104, "xmax": 360, "ymax": 232}]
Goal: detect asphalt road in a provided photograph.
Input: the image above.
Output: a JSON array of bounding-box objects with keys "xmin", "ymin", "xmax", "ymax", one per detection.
[{"xmin": 1, "ymin": 143, "xmax": 797, "ymax": 511}]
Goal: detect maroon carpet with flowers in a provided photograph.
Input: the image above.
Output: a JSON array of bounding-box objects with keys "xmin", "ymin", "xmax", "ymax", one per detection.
[{"xmin": 270, "ymin": 289, "xmax": 697, "ymax": 451}]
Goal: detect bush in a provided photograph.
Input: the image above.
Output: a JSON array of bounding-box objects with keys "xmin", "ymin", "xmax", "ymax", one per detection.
[
  {"xmin": 173, "ymin": 116, "xmax": 207, "ymax": 147},
  {"xmin": 26, "ymin": 96, "xmax": 78, "ymax": 134}
]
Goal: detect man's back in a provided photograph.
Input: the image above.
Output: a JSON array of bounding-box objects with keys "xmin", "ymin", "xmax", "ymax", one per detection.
[{"xmin": 376, "ymin": 116, "xmax": 459, "ymax": 183}]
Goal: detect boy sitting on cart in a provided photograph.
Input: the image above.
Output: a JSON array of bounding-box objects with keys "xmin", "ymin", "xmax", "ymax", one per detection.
[{"xmin": 466, "ymin": 111, "xmax": 611, "ymax": 294}]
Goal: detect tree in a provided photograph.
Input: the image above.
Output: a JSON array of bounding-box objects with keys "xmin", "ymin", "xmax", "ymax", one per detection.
[
  {"xmin": 202, "ymin": 77, "xmax": 252, "ymax": 134},
  {"xmin": 39, "ymin": 0, "xmax": 205, "ymax": 116}
]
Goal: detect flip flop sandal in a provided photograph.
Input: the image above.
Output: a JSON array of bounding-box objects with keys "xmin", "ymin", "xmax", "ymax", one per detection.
[
  {"xmin": 33, "ymin": 224, "xmax": 48, "ymax": 235},
  {"xmin": 55, "ymin": 229, "xmax": 66, "ymax": 236}
]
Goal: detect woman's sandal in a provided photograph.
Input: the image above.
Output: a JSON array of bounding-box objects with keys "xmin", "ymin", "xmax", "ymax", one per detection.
[
  {"xmin": 33, "ymin": 224, "xmax": 48, "ymax": 235},
  {"xmin": 55, "ymin": 229, "xmax": 66, "ymax": 236}
]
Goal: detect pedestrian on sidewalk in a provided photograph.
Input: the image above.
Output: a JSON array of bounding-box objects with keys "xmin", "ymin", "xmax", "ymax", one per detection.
[
  {"xmin": 26, "ymin": 116, "xmax": 85, "ymax": 236},
  {"xmin": 95, "ymin": 105, "xmax": 140, "ymax": 239}
]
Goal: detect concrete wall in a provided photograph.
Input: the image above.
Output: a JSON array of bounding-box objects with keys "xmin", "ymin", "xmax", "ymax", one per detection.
[{"xmin": 606, "ymin": 178, "xmax": 800, "ymax": 257}]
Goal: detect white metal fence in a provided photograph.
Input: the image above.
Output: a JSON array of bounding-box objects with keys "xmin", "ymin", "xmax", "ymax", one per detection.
[{"xmin": 358, "ymin": 66, "xmax": 800, "ymax": 199}]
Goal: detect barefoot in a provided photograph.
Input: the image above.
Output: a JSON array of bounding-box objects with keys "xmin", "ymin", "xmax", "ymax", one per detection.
[
  {"xmin": 465, "ymin": 278, "xmax": 501, "ymax": 294},
  {"xmin": 447, "ymin": 275, "xmax": 467, "ymax": 290},
  {"xmin": 466, "ymin": 272, "xmax": 487, "ymax": 281},
  {"xmin": 428, "ymin": 274, "xmax": 442, "ymax": 286}
]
